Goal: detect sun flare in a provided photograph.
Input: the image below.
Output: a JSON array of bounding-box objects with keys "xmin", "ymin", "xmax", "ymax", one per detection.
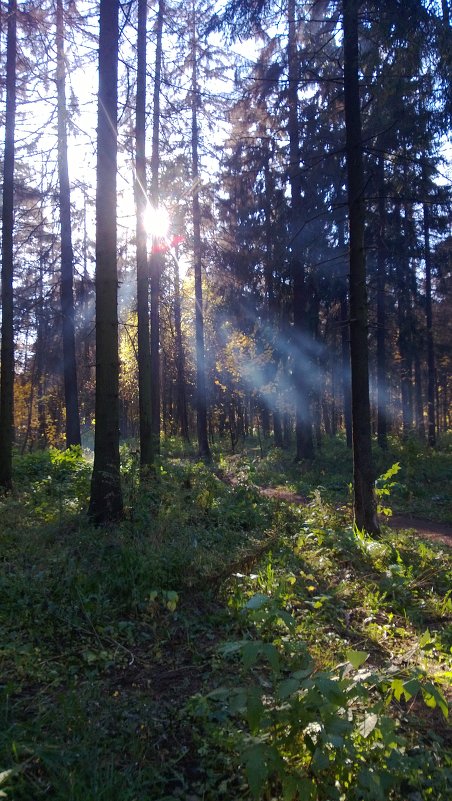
[{"xmin": 143, "ymin": 203, "xmax": 170, "ymax": 241}]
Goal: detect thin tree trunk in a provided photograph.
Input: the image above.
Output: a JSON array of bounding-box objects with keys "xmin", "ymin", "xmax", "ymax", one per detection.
[
  {"xmin": 423, "ymin": 197, "xmax": 436, "ymax": 446},
  {"xmin": 394, "ymin": 200, "xmax": 413, "ymax": 436},
  {"xmin": 150, "ymin": 0, "xmax": 164, "ymax": 457},
  {"xmin": 413, "ymin": 347, "xmax": 425, "ymax": 439},
  {"xmin": 0, "ymin": 0, "xmax": 17, "ymax": 490},
  {"xmin": 56, "ymin": 0, "xmax": 81, "ymax": 448},
  {"xmin": 135, "ymin": 0, "xmax": 153, "ymax": 469},
  {"xmin": 89, "ymin": 0, "xmax": 123, "ymax": 523},
  {"xmin": 343, "ymin": 0, "xmax": 379, "ymax": 535},
  {"xmin": 173, "ymin": 251, "xmax": 190, "ymax": 442},
  {"xmin": 288, "ymin": 0, "xmax": 314, "ymax": 461},
  {"xmin": 339, "ymin": 280, "xmax": 352, "ymax": 447},
  {"xmin": 191, "ymin": 3, "xmax": 211, "ymax": 461},
  {"xmin": 376, "ymin": 154, "xmax": 387, "ymax": 449}
]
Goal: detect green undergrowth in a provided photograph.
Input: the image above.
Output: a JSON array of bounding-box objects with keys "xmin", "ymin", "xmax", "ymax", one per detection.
[
  {"xmin": 225, "ymin": 433, "xmax": 452, "ymax": 523},
  {"xmin": 0, "ymin": 441, "xmax": 451, "ymax": 799}
]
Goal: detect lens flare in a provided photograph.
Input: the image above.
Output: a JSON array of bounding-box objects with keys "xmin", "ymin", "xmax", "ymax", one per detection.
[{"xmin": 143, "ymin": 204, "xmax": 170, "ymax": 241}]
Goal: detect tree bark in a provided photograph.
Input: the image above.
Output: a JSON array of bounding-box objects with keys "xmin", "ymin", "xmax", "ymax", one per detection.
[
  {"xmin": 376, "ymin": 154, "xmax": 387, "ymax": 449},
  {"xmin": 343, "ymin": 0, "xmax": 379, "ymax": 535},
  {"xmin": 56, "ymin": 0, "xmax": 81, "ymax": 448},
  {"xmin": 135, "ymin": 0, "xmax": 153, "ymax": 469},
  {"xmin": 0, "ymin": 0, "xmax": 17, "ymax": 490},
  {"xmin": 191, "ymin": 3, "xmax": 211, "ymax": 461},
  {"xmin": 89, "ymin": 0, "xmax": 123, "ymax": 523},
  {"xmin": 288, "ymin": 0, "xmax": 314, "ymax": 461},
  {"xmin": 150, "ymin": 0, "xmax": 165, "ymax": 457},
  {"xmin": 423, "ymin": 197, "xmax": 436, "ymax": 446},
  {"xmin": 394, "ymin": 200, "xmax": 413, "ymax": 436},
  {"xmin": 173, "ymin": 250, "xmax": 190, "ymax": 442},
  {"xmin": 339, "ymin": 279, "xmax": 352, "ymax": 447}
]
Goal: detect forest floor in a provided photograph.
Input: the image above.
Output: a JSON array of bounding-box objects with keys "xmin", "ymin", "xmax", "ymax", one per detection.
[{"xmin": 1, "ymin": 435, "xmax": 451, "ymax": 800}]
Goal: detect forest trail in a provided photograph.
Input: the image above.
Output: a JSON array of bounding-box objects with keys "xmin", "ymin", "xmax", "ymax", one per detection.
[
  {"xmin": 389, "ymin": 514, "xmax": 452, "ymax": 548},
  {"xmin": 218, "ymin": 472, "xmax": 452, "ymax": 548}
]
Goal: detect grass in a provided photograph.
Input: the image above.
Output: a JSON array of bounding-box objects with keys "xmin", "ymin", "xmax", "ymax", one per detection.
[{"xmin": 0, "ymin": 437, "xmax": 451, "ymax": 799}]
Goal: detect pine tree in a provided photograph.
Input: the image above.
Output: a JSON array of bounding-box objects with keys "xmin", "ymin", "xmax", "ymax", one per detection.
[
  {"xmin": 89, "ymin": 0, "xmax": 123, "ymax": 523},
  {"xmin": 0, "ymin": 0, "xmax": 17, "ymax": 489}
]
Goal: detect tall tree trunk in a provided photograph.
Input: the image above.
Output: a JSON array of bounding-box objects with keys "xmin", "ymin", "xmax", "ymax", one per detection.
[
  {"xmin": 376, "ymin": 154, "xmax": 387, "ymax": 449},
  {"xmin": 89, "ymin": 0, "xmax": 123, "ymax": 523},
  {"xmin": 288, "ymin": 0, "xmax": 314, "ymax": 461},
  {"xmin": 343, "ymin": 0, "xmax": 379, "ymax": 535},
  {"xmin": 173, "ymin": 251, "xmax": 190, "ymax": 442},
  {"xmin": 135, "ymin": 0, "xmax": 153, "ymax": 468},
  {"xmin": 56, "ymin": 0, "xmax": 81, "ymax": 448},
  {"xmin": 191, "ymin": 4, "xmax": 211, "ymax": 461},
  {"xmin": 423, "ymin": 196, "xmax": 436, "ymax": 446},
  {"xmin": 339, "ymin": 279, "xmax": 352, "ymax": 447},
  {"xmin": 263, "ymin": 151, "xmax": 283, "ymax": 448},
  {"xmin": 0, "ymin": 0, "xmax": 17, "ymax": 490},
  {"xmin": 394, "ymin": 200, "xmax": 413, "ymax": 436},
  {"xmin": 150, "ymin": 0, "xmax": 164, "ymax": 457}
]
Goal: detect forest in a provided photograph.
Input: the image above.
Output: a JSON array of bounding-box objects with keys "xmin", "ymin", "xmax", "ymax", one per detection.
[{"xmin": 0, "ymin": 0, "xmax": 451, "ymax": 799}]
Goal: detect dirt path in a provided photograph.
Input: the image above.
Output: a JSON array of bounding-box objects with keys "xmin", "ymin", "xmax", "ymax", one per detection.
[
  {"xmin": 216, "ymin": 470, "xmax": 452, "ymax": 548},
  {"xmin": 389, "ymin": 514, "xmax": 452, "ymax": 548}
]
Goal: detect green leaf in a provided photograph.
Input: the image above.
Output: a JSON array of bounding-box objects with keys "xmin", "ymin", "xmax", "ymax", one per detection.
[
  {"xmin": 419, "ymin": 629, "xmax": 434, "ymax": 649},
  {"xmin": 244, "ymin": 744, "xmax": 269, "ymax": 799},
  {"xmin": 283, "ymin": 775, "xmax": 316, "ymax": 801},
  {"xmin": 282, "ymin": 774, "xmax": 299, "ymax": 801},
  {"xmin": 245, "ymin": 593, "xmax": 270, "ymax": 610},
  {"xmin": 315, "ymin": 674, "xmax": 346, "ymax": 705},
  {"xmin": 277, "ymin": 677, "xmax": 300, "ymax": 700},
  {"xmin": 262, "ymin": 642, "xmax": 280, "ymax": 673},
  {"xmin": 403, "ymin": 678, "xmax": 421, "ymax": 699},
  {"xmin": 346, "ymin": 649, "xmax": 369, "ymax": 670},
  {"xmin": 312, "ymin": 747, "xmax": 330, "ymax": 773},
  {"xmin": 390, "ymin": 678, "xmax": 404, "ymax": 702},
  {"xmin": 246, "ymin": 690, "xmax": 264, "ymax": 734},
  {"xmin": 421, "ymin": 683, "xmax": 449, "ymax": 718},
  {"xmin": 242, "ymin": 641, "xmax": 262, "ymax": 670},
  {"xmin": 220, "ymin": 640, "xmax": 246, "ymax": 657},
  {"xmin": 278, "ymin": 610, "xmax": 297, "ymax": 630}
]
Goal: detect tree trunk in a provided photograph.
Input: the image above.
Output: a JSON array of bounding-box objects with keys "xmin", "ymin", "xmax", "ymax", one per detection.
[
  {"xmin": 56, "ymin": 0, "xmax": 81, "ymax": 448},
  {"xmin": 394, "ymin": 200, "xmax": 413, "ymax": 436},
  {"xmin": 89, "ymin": 0, "xmax": 123, "ymax": 523},
  {"xmin": 343, "ymin": 0, "xmax": 379, "ymax": 535},
  {"xmin": 191, "ymin": 3, "xmax": 211, "ymax": 461},
  {"xmin": 339, "ymin": 280, "xmax": 352, "ymax": 447},
  {"xmin": 150, "ymin": 0, "xmax": 165, "ymax": 457},
  {"xmin": 173, "ymin": 250, "xmax": 190, "ymax": 442},
  {"xmin": 0, "ymin": 0, "xmax": 17, "ymax": 490},
  {"xmin": 288, "ymin": 0, "xmax": 314, "ymax": 461},
  {"xmin": 135, "ymin": 0, "xmax": 153, "ymax": 469},
  {"xmin": 423, "ymin": 197, "xmax": 436, "ymax": 446},
  {"xmin": 376, "ymin": 154, "xmax": 387, "ymax": 449}
]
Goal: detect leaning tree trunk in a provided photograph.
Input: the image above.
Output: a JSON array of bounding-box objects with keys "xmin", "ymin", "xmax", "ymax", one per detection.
[
  {"xmin": 56, "ymin": 0, "xmax": 81, "ymax": 448},
  {"xmin": 0, "ymin": 0, "xmax": 17, "ymax": 490},
  {"xmin": 149, "ymin": 0, "xmax": 164, "ymax": 457},
  {"xmin": 88, "ymin": 0, "xmax": 123, "ymax": 523},
  {"xmin": 343, "ymin": 0, "xmax": 379, "ymax": 535},
  {"xmin": 191, "ymin": 3, "xmax": 211, "ymax": 461},
  {"xmin": 135, "ymin": 0, "xmax": 153, "ymax": 469}
]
